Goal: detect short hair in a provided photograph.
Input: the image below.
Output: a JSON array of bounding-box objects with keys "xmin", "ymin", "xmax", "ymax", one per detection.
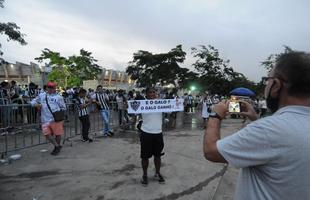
[
  {"xmin": 275, "ymin": 52, "xmax": 310, "ymax": 97},
  {"xmin": 146, "ymin": 87, "xmax": 156, "ymax": 94},
  {"xmin": 1, "ymin": 81, "xmax": 9, "ymax": 87},
  {"xmin": 79, "ymin": 88, "xmax": 87, "ymax": 94},
  {"xmin": 97, "ymin": 85, "xmax": 102, "ymax": 89}
]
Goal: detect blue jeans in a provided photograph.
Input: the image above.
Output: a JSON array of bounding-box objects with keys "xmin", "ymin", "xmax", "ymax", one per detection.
[{"xmin": 100, "ymin": 109, "xmax": 110, "ymax": 134}]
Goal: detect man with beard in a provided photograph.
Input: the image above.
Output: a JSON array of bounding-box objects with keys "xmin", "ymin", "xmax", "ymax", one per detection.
[{"xmin": 203, "ymin": 52, "xmax": 310, "ymax": 200}]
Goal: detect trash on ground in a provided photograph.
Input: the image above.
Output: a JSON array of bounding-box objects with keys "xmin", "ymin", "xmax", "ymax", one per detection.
[{"xmin": 9, "ymin": 154, "xmax": 22, "ymax": 160}]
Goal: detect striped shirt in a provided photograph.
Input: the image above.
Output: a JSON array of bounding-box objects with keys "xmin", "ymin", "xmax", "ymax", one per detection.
[
  {"xmin": 75, "ymin": 97, "xmax": 89, "ymax": 117},
  {"xmin": 91, "ymin": 92, "xmax": 109, "ymax": 110}
]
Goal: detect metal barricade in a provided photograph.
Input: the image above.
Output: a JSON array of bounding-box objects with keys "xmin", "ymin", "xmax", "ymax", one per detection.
[{"xmin": 0, "ymin": 102, "xmax": 114, "ymax": 158}]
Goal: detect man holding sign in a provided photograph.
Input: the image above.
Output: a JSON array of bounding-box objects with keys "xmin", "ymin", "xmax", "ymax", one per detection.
[
  {"xmin": 127, "ymin": 88, "xmax": 184, "ymax": 186},
  {"xmin": 138, "ymin": 87, "xmax": 165, "ymax": 186}
]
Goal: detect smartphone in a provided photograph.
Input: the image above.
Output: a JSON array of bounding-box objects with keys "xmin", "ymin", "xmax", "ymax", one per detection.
[{"xmin": 229, "ymin": 101, "xmax": 241, "ymax": 113}]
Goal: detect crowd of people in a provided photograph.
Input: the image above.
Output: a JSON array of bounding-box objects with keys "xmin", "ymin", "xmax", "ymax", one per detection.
[
  {"xmin": 0, "ymin": 79, "xmax": 269, "ymax": 135},
  {"xmin": 2, "ymin": 51, "xmax": 309, "ymax": 198}
]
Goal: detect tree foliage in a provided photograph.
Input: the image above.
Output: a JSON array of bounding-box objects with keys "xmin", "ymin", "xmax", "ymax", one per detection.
[
  {"xmin": 0, "ymin": 0, "xmax": 27, "ymax": 57},
  {"xmin": 261, "ymin": 45, "xmax": 293, "ymax": 72},
  {"xmin": 126, "ymin": 45, "xmax": 197, "ymax": 88},
  {"xmin": 192, "ymin": 45, "xmax": 260, "ymax": 95},
  {"xmin": 35, "ymin": 48, "xmax": 102, "ymax": 88},
  {"xmin": 68, "ymin": 49, "xmax": 102, "ymax": 80}
]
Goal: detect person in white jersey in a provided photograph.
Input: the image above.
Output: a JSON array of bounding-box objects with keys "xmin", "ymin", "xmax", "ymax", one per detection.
[
  {"xmin": 203, "ymin": 52, "xmax": 310, "ymax": 199},
  {"xmin": 139, "ymin": 87, "xmax": 165, "ymax": 186}
]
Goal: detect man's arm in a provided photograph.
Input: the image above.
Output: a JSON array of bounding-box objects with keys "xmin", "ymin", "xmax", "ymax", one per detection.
[
  {"xmin": 203, "ymin": 117, "xmax": 227, "ymax": 163},
  {"xmin": 30, "ymin": 94, "xmax": 42, "ymax": 109},
  {"xmin": 203, "ymin": 100, "xmax": 259, "ymax": 164}
]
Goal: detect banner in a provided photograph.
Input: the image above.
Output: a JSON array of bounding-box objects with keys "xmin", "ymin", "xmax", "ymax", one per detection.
[{"xmin": 127, "ymin": 99, "xmax": 184, "ymax": 114}]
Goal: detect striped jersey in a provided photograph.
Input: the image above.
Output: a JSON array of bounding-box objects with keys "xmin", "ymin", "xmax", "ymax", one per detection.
[
  {"xmin": 75, "ymin": 97, "xmax": 89, "ymax": 117},
  {"xmin": 91, "ymin": 92, "xmax": 109, "ymax": 110}
]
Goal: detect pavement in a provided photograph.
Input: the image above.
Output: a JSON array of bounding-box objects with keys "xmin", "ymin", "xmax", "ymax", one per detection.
[{"xmin": 0, "ymin": 112, "xmax": 244, "ymax": 200}]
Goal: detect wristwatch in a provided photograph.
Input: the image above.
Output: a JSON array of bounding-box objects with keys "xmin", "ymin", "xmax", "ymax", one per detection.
[{"xmin": 209, "ymin": 112, "xmax": 223, "ymax": 120}]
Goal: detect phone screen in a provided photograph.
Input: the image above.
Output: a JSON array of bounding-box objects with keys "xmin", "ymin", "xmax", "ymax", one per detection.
[{"xmin": 229, "ymin": 101, "xmax": 241, "ymax": 113}]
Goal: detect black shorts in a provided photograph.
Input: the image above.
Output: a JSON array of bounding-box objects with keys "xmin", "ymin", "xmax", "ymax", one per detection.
[{"xmin": 140, "ymin": 131, "xmax": 164, "ymax": 159}]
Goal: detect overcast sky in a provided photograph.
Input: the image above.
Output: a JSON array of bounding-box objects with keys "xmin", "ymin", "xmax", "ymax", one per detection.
[{"xmin": 1, "ymin": 0, "xmax": 310, "ymax": 82}]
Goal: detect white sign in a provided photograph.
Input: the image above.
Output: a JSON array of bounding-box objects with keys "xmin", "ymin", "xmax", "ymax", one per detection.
[{"xmin": 127, "ymin": 99, "xmax": 184, "ymax": 114}]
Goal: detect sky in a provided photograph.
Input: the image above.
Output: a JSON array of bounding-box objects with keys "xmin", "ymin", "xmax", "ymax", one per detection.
[{"xmin": 1, "ymin": 0, "xmax": 310, "ymax": 82}]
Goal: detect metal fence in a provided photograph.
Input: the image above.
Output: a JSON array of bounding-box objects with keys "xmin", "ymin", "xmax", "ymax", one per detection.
[{"xmin": 0, "ymin": 101, "xmax": 130, "ymax": 158}]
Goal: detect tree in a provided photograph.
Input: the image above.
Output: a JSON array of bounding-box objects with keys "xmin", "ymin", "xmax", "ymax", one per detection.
[
  {"xmin": 261, "ymin": 45, "xmax": 293, "ymax": 72},
  {"xmin": 68, "ymin": 49, "xmax": 102, "ymax": 81},
  {"xmin": 35, "ymin": 48, "xmax": 102, "ymax": 88},
  {"xmin": 126, "ymin": 45, "xmax": 197, "ymax": 88},
  {"xmin": 192, "ymin": 45, "xmax": 258, "ymax": 95},
  {"xmin": 35, "ymin": 48, "xmax": 70, "ymax": 87},
  {"xmin": 192, "ymin": 45, "xmax": 229, "ymax": 94},
  {"xmin": 0, "ymin": 0, "xmax": 27, "ymax": 57}
]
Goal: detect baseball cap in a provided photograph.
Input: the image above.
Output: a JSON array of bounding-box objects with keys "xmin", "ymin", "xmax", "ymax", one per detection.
[{"xmin": 47, "ymin": 81, "xmax": 57, "ymax": 88}]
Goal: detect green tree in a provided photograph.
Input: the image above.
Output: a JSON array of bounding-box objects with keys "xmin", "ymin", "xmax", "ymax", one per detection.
[
  {"xmin": 192, "ymin": 45, "xmax": 258, "ymax": 95},
  {"xmin": 68, "ymin": 49, "xmax": 102, "ymax": 81},
  {"xmin": 261, "ymin": 45, "xmax": 293, "ymax": 72},
  {"xmin": 126, "ymin": 45, "xmax": 197, "ymax": 88},
  {"xmin": 0, "ymin": 0, "xmax": 27, "ymax": 57},
  {"xmin": 35, "ymin": 48, "xmax": 102, "ymax": 88},
  {"xmin": 35, "ymin": 48, "xmax": 70, "ymax": 88}
]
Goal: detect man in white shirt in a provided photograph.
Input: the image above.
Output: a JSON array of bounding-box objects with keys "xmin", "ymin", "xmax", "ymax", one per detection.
[
  {"xmin": 203, "ymin": 52, "xmax": 310, "ymax": 199},
  {"xmin": 139, "ymin": 87, "xmax": 165, "ymax": 186},
  {"xmin": 31, "ymin": 82, "xmax": 66, "ymax": 156}
]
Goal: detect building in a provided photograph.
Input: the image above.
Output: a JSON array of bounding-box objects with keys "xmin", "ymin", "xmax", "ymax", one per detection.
[
  {"xmin": 0, "ymin": 61, "xmax": 51, "ymax": 86},
  {"xmin": 1, "ymin": 60, "xmax": 134, "ymax": 89},
  {"xmin": 99, "ymin": 68, "xmax": 134, "ymax": 90}
]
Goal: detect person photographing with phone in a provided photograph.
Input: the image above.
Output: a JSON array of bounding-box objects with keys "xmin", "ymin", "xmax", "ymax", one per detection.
[{"xmin": 203, "ymin": 52, "xmax": 310, "ymax": 199}]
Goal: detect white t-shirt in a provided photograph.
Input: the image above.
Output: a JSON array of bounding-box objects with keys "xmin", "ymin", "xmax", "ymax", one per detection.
[
  {"xmin": 201, "ymin": 101, "xmax": 210, "ymax": 118},
  {"xmin": 116, "ymin": 95, "xmax": 125, "ymax": 110},
  {"xmin": 141, "ymin": 112, "xmax": 162, "ymax": 134}
]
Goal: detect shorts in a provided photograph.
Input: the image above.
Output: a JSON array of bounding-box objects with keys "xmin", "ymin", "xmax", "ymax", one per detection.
[
  {"xmin": 42, "ymin": 121, "xmax": 64, "ymax": 136},
  {"xmin": 140, "ymin": 131, "xmax": 164, "ymax": 159}
]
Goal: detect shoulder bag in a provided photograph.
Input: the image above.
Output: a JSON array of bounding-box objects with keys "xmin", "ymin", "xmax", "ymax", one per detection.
[{"xmin": 45, "ymin": 94, "xmax": 65, "ymax": 122}]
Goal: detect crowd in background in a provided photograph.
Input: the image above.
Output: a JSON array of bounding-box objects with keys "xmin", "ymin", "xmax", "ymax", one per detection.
[{"xmin": 0, "ymin": 79, "xmax": 269, "ymax": 131}]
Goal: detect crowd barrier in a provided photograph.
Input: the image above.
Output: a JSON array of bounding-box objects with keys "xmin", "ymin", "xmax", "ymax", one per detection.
[{"xmin": 0, "ymin": 101, "xmax": 134, "ymax": 158}]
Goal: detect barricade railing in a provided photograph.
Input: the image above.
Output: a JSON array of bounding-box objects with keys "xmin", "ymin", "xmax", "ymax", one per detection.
[{"xmin": 0, "ymin": 102, "xmax": 122, "ymax": 158}]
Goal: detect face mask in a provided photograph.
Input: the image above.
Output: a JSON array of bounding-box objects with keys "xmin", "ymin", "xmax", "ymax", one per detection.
[{"xmin": 266, "ymin": 83, "xmax": 281, "ymax": 113}]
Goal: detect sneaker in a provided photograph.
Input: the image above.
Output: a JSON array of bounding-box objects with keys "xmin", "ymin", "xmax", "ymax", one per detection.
[
  {"xmin": 140, "ymin": 175, "xmax": 148, "ymax": 186},
  {"xmin": 88, "ymin": 139, "xmax": 93, "ymax": 142},
  {"xmin": 81, "ymin": 139, "xmax": 87, "ymax": 142},
  {"xmin": 108, "ymin": 131, "xmax": 114, "ymax": 136},
  {"xmin": 51, "ymin": 146, "xmax": 61, "ymax": 156},
  {"xmin": 154, "ymin": 173, "xmax": 165, "ymax": 184},
  {"xmin": 50, "ymin": 146, "xmax": 57, "ymax": 155}
]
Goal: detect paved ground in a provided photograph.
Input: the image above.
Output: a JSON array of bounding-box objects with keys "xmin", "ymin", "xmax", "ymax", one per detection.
[{"xmin": 0, "ymin": 112, "xmax": 243, "ymax": 200}]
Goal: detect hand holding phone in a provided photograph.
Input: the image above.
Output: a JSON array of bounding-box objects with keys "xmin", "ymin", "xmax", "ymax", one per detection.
[{"xmin": 238, "ymin": 100, "xmax": 259, "ymax": 121}]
